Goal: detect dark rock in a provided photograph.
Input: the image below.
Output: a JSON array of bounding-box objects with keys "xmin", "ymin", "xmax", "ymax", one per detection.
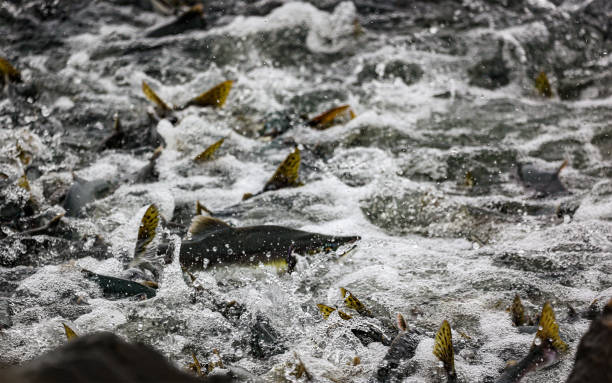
[
  {"xmin": 566, "ymin": 299, "xmax": 612, "ymax": 383},
  {"xmin": 0, "ymin": 298, "xmax": 12, "ymax": 329},
  {"xmin": 374, "ymin": 332, "xmax": 421, "ymax": 382},
  {"xmin": 249, "ymin": 314, "xmax": 285, "ymax": 359},
  {"xmin": 383, "ymin": 60, "xmax": 423, "ymax": 85},
  {"xmin": 0, "ymin": 332, "xmax": 222, "ymax": 383}
]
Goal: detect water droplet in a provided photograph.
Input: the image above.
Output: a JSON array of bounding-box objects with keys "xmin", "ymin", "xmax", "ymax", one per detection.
[{"xmin": 534, "ymin": 337, "xmax": 542, "ymax": 346}]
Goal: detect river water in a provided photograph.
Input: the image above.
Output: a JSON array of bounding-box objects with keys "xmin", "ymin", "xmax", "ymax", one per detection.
[{"xmin": 1, "ymin": 0, "xmax": 611, "ymax": 382}]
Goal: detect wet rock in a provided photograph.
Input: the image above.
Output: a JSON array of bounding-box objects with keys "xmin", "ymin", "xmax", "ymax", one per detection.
[
  {"xmin": 445, "ymin": 148, "xmax": 517, "ymax": 194},
  {"xmin": 0, "ymin": 298, "xmax": 12, "ymax": 329},
  {"xmin": 374, "ymin": 332, "xmax": 421, "ymax": 382},
  {"xmin": 468, "ymin": 41, "xmax": 510, "ymax": 89},
  {"xmin": 591, "ymin": 129, "xmax": 612, "ymax": 160},
  {"xmin": 249, "ymin": 314, "xmax": 285, "ymax": 359},
  {"xmin": 259, "ymin": 109, "xmax": 305, "ymax": 138},
  {"xmin": 566, "ymin": 299, "xmax": 612, "ymax": 383},
  {"xmin": 62, "ymin": 178, "xmax": 116, "ymax": 217},
  {"xmin": 529, "ymin": 139, "xmax": 587, "ymax": 169},
  {"xmin": 0, "ymin": 332, "xmax": 210, "ymax": 383},
  {"xmin": 383, "ymin": 60, "xmax": 423, "ymax": 85}
]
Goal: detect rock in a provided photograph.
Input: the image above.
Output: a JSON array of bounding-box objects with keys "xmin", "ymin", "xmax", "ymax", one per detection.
[
  {"xmin": 468, "ymin": 41, "xmax": 510, "ymax": 89},
  {"xmin": 0, "ymin": 332, "xmax": 230, "ymax": 383},
  {"xmin": 565, "ymin": 299, "xmax": 612, "ymax": 383},
  {"xmin": 383, "ymin": 60, "xmax": 423, "ymax": 85}
]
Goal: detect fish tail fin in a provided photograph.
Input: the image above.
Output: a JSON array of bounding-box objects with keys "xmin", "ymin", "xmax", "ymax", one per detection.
[
  {"xmin": 510, "ymin": 294, "xmax": 528, "ymax": 326},
  {"xmin": 433, "ymin": 320, "xmax": 456, "ymax": 381},
  {"xmin": 142, "ymin": 80, "xmax": 171, "ymax": 111},
  {"xmin": 63, "ymin": 323, "xmax": 78, "ymax": 340},
  {"xmin": 533, "ymin": 301, "xmax": 568, "ymax": 353},
  {"xmin": 131, "ymin": 204, "xmax": 162, "ymax": 279},
  {"xmin": 264, "ymin": 146, "xmax": 301, "ymax": 191},
  {"xmin": 340, "ymin": 287, "xmax": 370, "ymax": 315},
  {"xmin": 194, "ymin": 137, "xmax": 225, "ymax": 162},
  {"xmin": 185, "ymin": 80, "xmax": 233, "ymax": 108}
]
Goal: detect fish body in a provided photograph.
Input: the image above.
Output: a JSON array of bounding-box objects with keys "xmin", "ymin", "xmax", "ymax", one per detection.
[
  {"xmin": 495, "ymin": 345, "xmax": 560, "ymax": 383},
  {"xmin": 178, "ymin": 218, "xmax": 360, "ymax": 270},
  {"xmin": 373, "ymin": 331, "xmax": 420, "ymax": 382},
  {"xmin": 517, "ymin": 161, "xmax": 568, "ymax": 196},
  {"xmin": 82, "ymin": 269, "xmax": 157, "ymax": 299},
  {"xmin": 145, "ymin": 5, "xmax": 206, "ymax": 38},
  {"xmin": 62, "ymin": 178, "xmax": 115, "ymax": 217}
]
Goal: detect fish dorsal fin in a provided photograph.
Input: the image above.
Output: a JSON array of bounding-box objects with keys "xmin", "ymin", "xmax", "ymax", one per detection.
[
  {"xmin": 511, "ymin": 294, "xmax": 527, "ymax": 326},
  {"xmin": 533, "ymin": 302, "xmax": 568, "ymax": 353},
  {"xmin": 397, "ymin": 313, "xmax": 407, "ymax": 332},
  {"xmin": 340, "ymin": 287, "xmax": 370, "ymax": 315},
  {"xmin": 17, "ymin": 173, "xmax": 30, "ymax": 191},
  {"xmin": 0, "ymin": 57, "xmax": 21, "ymax": 82},
  {"xmin": 264, "ymin": 147, "xmax": 301, "ymax": 191},
  {"xmin": 557, "ymin": 159, "xmax": 568, "ymax": 175},
  {"xmin": 134, "ymin": 204, "xmax": 160, "ymax": 258},
  {"xmin": 142, "ymin": 80, "xmax": 171, "ymax": 111},
  {"xmin": 308, "ymin": 104, "xmax": 355, "ymax": 130},
  {"xmin": 112, "ymin": 113, "xmax": 121, "ymax": 132},
  {"xmin": 433, "ymin": 320, "xmax": 456, "ymax": 378},
  {"xmin": 188, "ymin": 215, "xmax": 229, "ymax": 235},
  {"xmin": 63, "ymin": 323, "xmax": 78, "ymax": 340},
  {"xmin": 187, "ymin": 80, "xmax": 233, "ymax": 108},
  {"xmin": 195, "ymin": 200, "xmax": 212, "ymax": 216},
  {"xmin": 535, "ymin": 72, "xmax": 552, "ymax": 98},
  {"xmin": 194, "ymin": 138, "xmax": 225, "ymax": 163}
]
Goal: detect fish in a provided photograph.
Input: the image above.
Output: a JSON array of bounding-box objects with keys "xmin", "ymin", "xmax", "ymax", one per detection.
[
  {"xmin": 181, "ymin": 80, "xmax": 233, "ymax": 109},
  {"xmin": 82, "ymin": 204, "xmax": 161, "ymax": 299},
  {"xmin": 565, "ymin": 298, "xmax": 612, "ymax": 383},
  {"xmin": 535, "ymin": 72, "xmax": 553, "ymax": 98},
  {"xmin": 517, "ymin": 160, "xmax": 568, "ymax": 196},
  {"xmin": 340, "ymin": 287, "xmax": 373, "ymax": 316},
  {"xmin": 96, "ymin": 114, "xmax": 125, "ymax": 152},
  {"xmin": 62, "ymin": 176, "xmax": 116, "ymax": 217},
  {"xmin": 145, "ymin": 4, "xmax": 206, "ymax": 38},
  {"xmin": 174, "ymin": 215, "xmax": 360, "ymax": 271},
  {"xmin": 509, "ymin": 294, "xmax": 532, "ymax": 327},
  {"xmin": 142, "ymin": 80, "xmax": 174, "ymax": 119},
  {"xmin": 62, "ymin": 323, "xmax": 78, "ymax": 340},
  {"xmin": 317, "ymin": 303, "xmax": 352, "ymax": 320},
  {"xmin": 0, "ymin": 57, "xmax": 22, "ymax": 84},
  {"xmin": 496, "ymin": 302, "xmax": 568, "ymax": 383},
  {"xmin": 194, "ymin": 138, "xmax": 225, "ymax": 163},
  {"xmin": 433, "ymin": 320, "xmax": 458, "ymax": 383},
  {"xmin": 243, "ymin": 147, "xmax": 301, "ymax": 200},
  {"xmin": 374, "ymin": 313, "xmax": 421, "ymax": 382},
  {"xmin": 307, "ymin": 104, "xmax": 356, "ymax": 130}
]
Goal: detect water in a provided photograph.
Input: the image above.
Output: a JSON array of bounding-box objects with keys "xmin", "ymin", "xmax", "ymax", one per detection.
[{"xmin": 1, "ymin": 0, "xmax": 611, "ymax": 381}]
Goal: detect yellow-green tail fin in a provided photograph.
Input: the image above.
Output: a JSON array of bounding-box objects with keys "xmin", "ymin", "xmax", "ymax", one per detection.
[
  {"xmin": 63, "ymin": 323, "xmax": 78, "ymax": 340},
  {"xmin": 187, "ymin": 80, "xmax": 233, "ymax": 108},
  {"xmin": 535, "ymin": 72, "xmax": 553, "ymax": 98},
  {"xmin": 264, "ymin": 147, "xmax": 301, "ymax": 191},
  {"xmin": 308, "ymin": 104, "xmax": 355, "ymax": 130},
  {"xmin": 194, "ymin": 138, "xmax": 225, "ymax": 163},
  {"xmin": 189, "ymin": 352, "xmax": 203, "ymax": 376},
  {"xmin": 511, "ymin": 294, "xmax": 528, "ymax": 326},
  {"xmin": 142, "ymin": 80, "xmax": 171, "ymax": 111},
  {"xmin": 317, "ymin": 304, "xmax": 352, "ymax": 320},
  {"xmin": 340, "ymin": 287, "xmax": 371, "ymax": 316},
  {"xmin": 433, "ymin": 320, "xmax": 456, "ymax": 379},
  {"xmin": 533, "ymin": 301, "xmax": 568, "ymax": 353},
  {"xmin": 134, "ymin": 204, "xmax": 160, "ymax": 258},
  {"xmin": 0, "ymin": 57, "xmax": 21, "ymax": 82}
]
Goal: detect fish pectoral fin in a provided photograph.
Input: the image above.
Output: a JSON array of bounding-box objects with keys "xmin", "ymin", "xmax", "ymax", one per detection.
[
  {"xmin": 433, "ymin": 320, "xmax": 456, "ymax": 379},
  {"xmin": 533, "ymin": 302, "xmax": 568, "ymax": 353},
  {"xmin": 188, "ymin": 215, "xmax": 230, "ymax": 235}
]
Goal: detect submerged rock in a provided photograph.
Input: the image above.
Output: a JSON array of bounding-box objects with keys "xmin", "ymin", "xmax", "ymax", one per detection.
[{"xmin": 0, "ymin": 332, "xmax": 230, "ymax": 383}]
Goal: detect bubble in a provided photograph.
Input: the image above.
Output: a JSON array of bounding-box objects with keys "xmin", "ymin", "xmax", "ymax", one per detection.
[{"xmin": 534, "ymin": 337, "xmax": 542, "ymax": 346}]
